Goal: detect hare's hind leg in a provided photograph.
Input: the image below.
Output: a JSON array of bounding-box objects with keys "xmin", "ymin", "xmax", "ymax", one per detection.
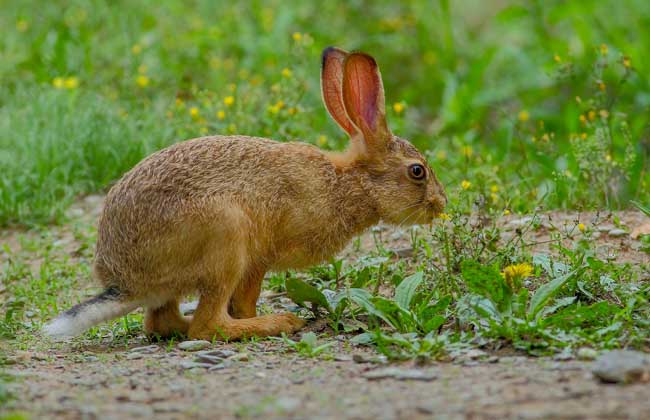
[{"xmin": 144, "ymin": 298, "xmax": 191, "ymax": 338}]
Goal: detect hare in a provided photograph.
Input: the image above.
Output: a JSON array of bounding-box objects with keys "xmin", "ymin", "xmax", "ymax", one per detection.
[{"xmin": 43, "ymin": 47, "xmax": 447, "ymax": 341}]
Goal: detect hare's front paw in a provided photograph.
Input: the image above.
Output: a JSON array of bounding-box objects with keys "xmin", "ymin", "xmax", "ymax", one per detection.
[{"xmin": 278, "ymin": 313, "xmax": 306, "ymax": 334}]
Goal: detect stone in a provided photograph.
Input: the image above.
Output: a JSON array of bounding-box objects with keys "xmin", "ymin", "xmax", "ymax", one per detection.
[
  {"xmin": 179, "ymin": 361, "xmax": 213, "ymax": 370},
  {"xmin": 592, "ymin": 350, "xmax": 650, "ymax": 383},
  {"xmin": 363, "ymin": 368, "xmax": 437, "ymax": 381},
  {"xmin": 178, "ymin": 340, "xmax": 211, "ymax": 352},
  {"xmin": 577, "ymin": 347, "xmax": 598, "ymax": 361},
  {"xmin": 130, "ymin": 345, "xmax": 159, "ymax": 354},
  {"xmin": 608, "ymin": 228, "xmax": 628, "ymax": 237}
]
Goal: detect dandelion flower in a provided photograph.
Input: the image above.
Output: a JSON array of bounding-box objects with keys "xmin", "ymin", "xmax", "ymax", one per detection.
[
  {"xmin": 131, "ymin": 44, "xmax": 142, "ymax": 55},
  {"xmin": 136, "ymin": 75, "xmax": 149, "ymax": 88},
  {"xmin": 317, "ymin": 135, "xmax": 328, "ymax": 146},
  {"xmin": 598, "ymin": 81, "xmax": 606, "ymax": 91},
  {"xmin": 189, "ymin": 107, "xmax": 200, "ymax": 118},
  {"xmin": 588, "ymin": 110, "xmax": 596, "ymax": 121},
  {"xmin": 461, "ymin": 180, "xmax": 471, "ymax": 190},
  {"xmin": 224, "ymin": 96, "xmax": 235, "ymax": 106},
  {"xmin": 579, "ymin": 114, "xmax": 586, "ymax": 124},
  {"xmin": 580, "ymin": 132, "xmax": 587, "ymax": 140},
  {"xmin": 52, "ymin": 77, "xmax": 65, "ymax": 89},
  {"xmin": 502, "ymin": 263, "xmax": 534, "ymax": 290},
  {"xmin": 216, "ymin": 110, "xmax": 225, "ymax": 120},
  {"xmin": 437, "ymin": 213, "xmax": 450, "ymax": 221},
  {"xmin": 503, "ymin": 209, "xmax": 511, "ymax": 216},
  {"xmin": 578, "ymin": 223, "xmax": 586, "ymax": 232},
  {"xmin": 553, "ymin": 54, "xmax": 561, "ymax": 63},
  {"xmin": 292, "ymin": 32, "xmax": 302, "ymax": 42},
  {"xmin": 490, "ymin": 185, "xmax": 499, "ymax": 193},
  {"xmin": 64, "ymin": 77, "xmax": 79, "ymax": 89},
  {"xmin": 393, "ymin": 102, "xmax": 405, "ymax": 114},
  {"xmin": 287, "ymin": 107, "xmax": 297, "ymax": 115},
  {"xmin": 623, "ymin": 57, "xmax": 631, "ymax": 68},
  {"xmin": 600, "ymin": 44, "xmax": 608, "ymax": 55},
  {"xmin": 518, "ymin": 110, "xmax": 529, "ymax": 122},
  {"xmin": 281, "ymin": 68, "xmax": 292, "ymax": 78},
  {"xmin": 462, "ymin": 145, "xmax": 473, "ymax": 158}
]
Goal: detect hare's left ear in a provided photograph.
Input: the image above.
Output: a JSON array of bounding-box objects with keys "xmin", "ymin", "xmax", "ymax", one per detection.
[
  {"xmin": 321, "ymin": 47, "xmax": 359, "ymax": 137},
  {"xmin": 342, "ymin": 52, "xmax": 391, "ymax": 154}
]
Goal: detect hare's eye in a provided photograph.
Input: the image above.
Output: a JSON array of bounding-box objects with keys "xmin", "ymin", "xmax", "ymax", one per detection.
[{"xmin": 408, "ymin": 164, "xmax": 426, "ymax": 181}]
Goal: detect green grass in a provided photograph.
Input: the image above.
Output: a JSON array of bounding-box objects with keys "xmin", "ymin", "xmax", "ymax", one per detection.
[{"xmin": 1, "ymin": 0, "xmax": 649, "ymax": 225}]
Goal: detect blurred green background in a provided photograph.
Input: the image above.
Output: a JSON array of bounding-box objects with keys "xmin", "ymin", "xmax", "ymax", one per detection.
[{"xmin": 1, "ymin": 0, "xmax": 649, "ymax": 226}]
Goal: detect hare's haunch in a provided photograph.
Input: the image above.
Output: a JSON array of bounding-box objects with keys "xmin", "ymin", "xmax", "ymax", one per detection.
[{"xmin": 43, "ymin": 47, "xmax": 446, "ymax": 340}]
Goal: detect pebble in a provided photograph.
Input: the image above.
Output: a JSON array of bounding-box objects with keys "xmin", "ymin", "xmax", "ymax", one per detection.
[
  {"xmin": 592, "ymin": 350, "xmax": 650, "ymax": 383},
  {"xmin": 363, "ymin": 368, "xmax": 437, "ymax": 381},
  {"xmin": 334, "ymin": 354, "xmax": 353, "ymax": 362},
  {"xmin": 577, "ymin": 347, "xmax": 598, "ymax": 361},
  {"xmin": 130, "ymin": 345, "xmax": 159, "ymax": 354},
  {"xmin": 228, "ymin": 353, "xmax": 249, "ymax": 362},
  {"xmin": 126, "ymin": 353, "xmax": 144, "ymax": 361},
  {"xmin": 194, "ymin": 354, "xmax": 224, "ymax": 364},
  {"xmin": 392, "ymin": 247, "xmax": 414, "ymax": 258},
  {"xmin": 608, "ymin": 228, "xmax": 628, "ymax": 237},
  {"xmin": 180, "ymin": 361, "xmax": 213, "ymax": 370},
  {"xmin": 178, "ymin": 340, "xmax": 211, "ymax": 352},
  {"xmin": 353, "ymin": 354, "xmax": 388, "ymax": 364},
  {"xmin": 198, "ymin": 349, "xmax": 237, "ymax": 358},
  {"xmin": 208, "ymin": 363, "xmax": 227, "ymax": 371}
]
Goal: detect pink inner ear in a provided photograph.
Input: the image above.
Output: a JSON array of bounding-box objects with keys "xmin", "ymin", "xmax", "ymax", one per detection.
[{"xmin": 343, "ymin": 53, "xmax": 385, "ymax": 136}]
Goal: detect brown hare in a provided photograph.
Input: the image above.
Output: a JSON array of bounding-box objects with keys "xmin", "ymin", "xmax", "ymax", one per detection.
[{"xmin": 43, "ymin": 47, "xmax": 447, "ymax": 341}]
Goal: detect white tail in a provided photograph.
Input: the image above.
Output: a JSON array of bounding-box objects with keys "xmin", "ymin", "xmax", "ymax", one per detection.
[{"xmin": 43, "ymin": 287, "xmax": 139, "ymax": 339}]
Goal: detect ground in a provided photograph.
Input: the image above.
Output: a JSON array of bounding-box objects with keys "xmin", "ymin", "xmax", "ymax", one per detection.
[{"xmin": 1, "ymin": 197, "xmax": 649, "ymax": 419}]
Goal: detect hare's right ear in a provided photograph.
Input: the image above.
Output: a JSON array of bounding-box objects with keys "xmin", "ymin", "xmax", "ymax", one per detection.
[{"xmin": 321, "ymin": 47, "xmax": 359, "ymax": 137}]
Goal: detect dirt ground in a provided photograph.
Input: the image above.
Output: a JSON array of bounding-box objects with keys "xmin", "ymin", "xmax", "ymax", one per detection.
[{"xmin": 2, "ymin": 197, "xmax": 650, "ymax": 419}]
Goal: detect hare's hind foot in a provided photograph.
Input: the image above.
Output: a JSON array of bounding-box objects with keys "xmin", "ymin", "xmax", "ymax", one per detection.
[
  {"xmin": 144, "ymin": 299, "xmax": 191, "ymax": 338},
  {"xmin": 188, "ymin": 306, "xmax": 305, "ymax": 341}
]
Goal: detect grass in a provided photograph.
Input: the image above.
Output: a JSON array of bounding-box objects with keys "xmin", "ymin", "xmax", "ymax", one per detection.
[
  {"xmin": 1, "ymin": 0, "xmax": 649, "ymax": 225},
  {"xmin": 1, "ymin": 0, "xmax": 650, "ymax": 397}
]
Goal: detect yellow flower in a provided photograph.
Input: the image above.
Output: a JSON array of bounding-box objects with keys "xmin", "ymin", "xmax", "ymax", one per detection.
[
  {"xmin": 578, "ymin": 223, "xmax": 586, "ymax": 232},
  {"xmin": 580, "ymin": 132, "xmax": 588, "ymax": 140},
  {"xmin": 575, "ymin": 96, "xmax": 582, "ymax": 103},
  {"xmin": 599, "ymin": 109, "xmax": 609, "ymax": 119},
  {"xmin": 605, "ymin": 154, "xmax": 612, "ymax": 162},
  {"xmin": 393, "ymin": 102, "xmax": 405, "ymax": 114},
  {"xmin": 437, "ymin": 213, "xmax": 450, "ymax": 221},
  {"xmin": 292, "ymin": 32, "xmax": 302, "ymax": 42},
  {"xmin": 175, "ymin": 98, "xmax": 184, "ymax": 108},
  {"xmin": 64, "ymin": 77, "xmax": 79, "ymax": 89},
  {"xmin": 490, "ymin": 185, "xmax": 499, "ymax": 193},
  {"xmin": 224, "ymin": 96, "xmax": 235, "ymax": 106},
  {"xmin": 281, "ymin": 68, "xmax": 292, "ymax": 78},
  {"xmin": 136, "ymin": 75, "xmax": 149, "ymax": 88},
  {"xmin": 623, "ymin": 57, "xmax": 631, "ymax": 68},
  {"xmin": 16, "ymin": 19, "xmax": 29, "ymax": 32},
  {"xmin": 189, "ymin": 107, "xmax": 200, "ymax": 118},
  {"xmin": 588, "ymin": 110, "xmax": 596, "ymax": 121},
  {"xmin": 287, "ymin": 107, "xmax": 297, "ymax": 115},
  {"xmin": 131, "ymin": 44, "xmax": 142, "ymax": 55},
  {"xmin": 598, "ymin": 81, "xmax": 606, "ymax": 91},
  {"xmin": 600, "ymin": 44, "xmax": 608, "ymax": 55},
  {"xmin": 275, "ymin": 100, "xmax": 284, "ymax": 109},
  {"xmin": 52, "ymin": 77, "xmax": 65, "ymax": 89},
  {"xmin": 553, "ymin": 54, "xmax": 561, "ymax": 63},
  {"xmin": 518, "ymin": 110, "xmax": 529, "ymax": 122},
  {"xmin": 461, "ymin": 180, "xmax": 471, "ymax": 190},
  {"xmin": 436, "ymin": 150, "xmax": 447, "ymax": 161},
  {"xmin": 490, "ymin": 193, "xmax": 498, "ymax": 203},
  {"xmin": 317, "ymin": 135, "xmax": 328, "ymax": 146},
  {"xmin": 579, "ymin": 114, "xmax": 586, "ymax": 124},
  {"xmin": 216, "ymin": 110, "xmax": 225, "ymax": 120},
  {"xmin": 503, "ymin": 209, "xmax": 511, "ymax": 216},
  {"xmin": 462, "ymin": 145, "xmax": 473, "ymax": 158},
  {"xmin": 502, "ymin": 263, "xmax": 534, "ymax": 290},
  {"xmin": 267, "ymin": 104, "xmax": 280, "ymax": 114}
]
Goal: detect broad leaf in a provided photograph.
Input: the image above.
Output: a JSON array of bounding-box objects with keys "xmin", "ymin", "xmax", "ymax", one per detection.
[
  {"xmin": 528, "ymin": 270, "xmax": 576, "ymax": 320},
  {"xmin": 394, "ymin": 272, "xmax": 424, "ymax": 310},
  {"xmin": 285, "ymin": 277, "xmax": 331, "ymax": 312}
]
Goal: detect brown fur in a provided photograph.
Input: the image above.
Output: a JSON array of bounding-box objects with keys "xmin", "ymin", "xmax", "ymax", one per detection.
[{"xmin": 86, "ymin": 48, "xmax": 446, "ymax": 340}]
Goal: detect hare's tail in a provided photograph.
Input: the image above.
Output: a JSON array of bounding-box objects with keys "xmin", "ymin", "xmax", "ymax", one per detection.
[{"xmin": 43, "ymin": 287, "xmax": 138, "ymax": 338}]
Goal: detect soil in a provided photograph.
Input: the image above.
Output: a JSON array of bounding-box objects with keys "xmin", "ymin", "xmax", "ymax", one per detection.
[{"xmin": 2, "ymin": 196, "xmax": 649, "ymax": 419}]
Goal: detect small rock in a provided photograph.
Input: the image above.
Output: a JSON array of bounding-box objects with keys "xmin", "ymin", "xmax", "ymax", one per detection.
[
  {"xmin": 353, "ymin": 354, "xmax": 388, "ymax": 364},
  {"xmin": 597, "ymin": 225, "xmax": 615, "ymax": 232},
  {"xmin": 179, "ymin": 361, "xmax": 213, "ymax": 370},
  {"xmin": 130, "ymin": 345, "xmax": 159, "ymax": 354},
  {"xmin": 126, "ymin": 353, "xmax": 143, "ymax": 361},
  {"xmin": 178, "ymin": 340, "xmax": 211, "ymax": 352},
  {"xmin": 208, "ymin": 363, "xmax": 227, "ymax": 371},
  {"xmin": 194, "ymin": 354, "xmax": 224, "ymax": 365},
  {"xmin": 592, "ymin": 350, "xmax": 650, "ymax": 383},
  {"xmin": 577, "ymin": 347, "xmax": 598, "ymax": 361},
  {"xmin": 608, "ymin": 228, "xmax": 628, "ymax": 237},
  {"xmin": 334, "ymin": 354, "xmax": 353, "ymax": 362},
  {"xmin": 554, "ymin": 349, "xmax": 574, "ymax": 361},
  {"xmin": 363, "ymin": 368, "xmax": 437, "ymax": 381},
  {"xmin": 198, "ymin": 349, "xmax": 237, "ymax": 358}
]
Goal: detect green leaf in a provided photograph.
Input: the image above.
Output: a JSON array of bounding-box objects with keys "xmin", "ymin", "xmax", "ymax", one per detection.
[
  {"xmin": 460, "ymin": 260, "xmax": 511, "ymax": 312},
  {"xmin": 285, "ymin": 277, "xmax": 331, "ymax": 312},
  {"xmin": 394, "ymin": 272, "xmax": 424, "ymax": 310},
  {"xmin": 528, "ymin": 270, "xmax": 576, "ymax": 320}
]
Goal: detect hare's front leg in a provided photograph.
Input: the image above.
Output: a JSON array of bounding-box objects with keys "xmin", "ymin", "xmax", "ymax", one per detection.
[{"xmin": 228, "ymin": 267, "xmax": 265, "ymax": 319}]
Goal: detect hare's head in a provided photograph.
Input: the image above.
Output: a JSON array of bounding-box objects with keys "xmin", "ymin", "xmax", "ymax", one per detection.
[{"xmin": 321, "ymin": 47, "xmax": 446, "ymax": 225}]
